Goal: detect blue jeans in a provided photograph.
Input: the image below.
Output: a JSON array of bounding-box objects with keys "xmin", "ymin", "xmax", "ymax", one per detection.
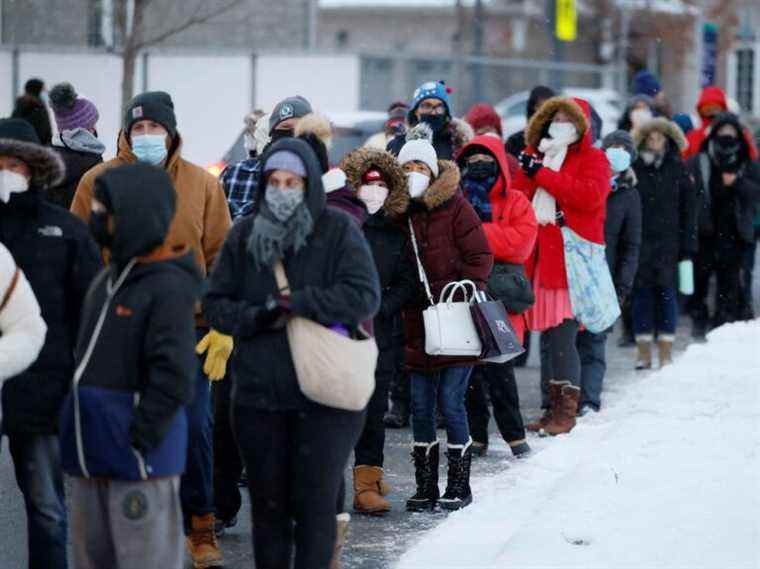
[
  {"xmin": 411, "ymin": 367, "xmax": 473, "ymax": 445},
  {"xmin": 576, "ymin": 330, "xmax": 608, "ymax": 411},
  {"xmin": 180, "ymin": 357, "xmax": 215, "ymax": 530},
  {"xmin": 8, "ymin": 434, "xmax": 68, "ymax": 569},
  {"xmin": 632, "ymin": 286, "xmax": 678, "ymax": 337}
]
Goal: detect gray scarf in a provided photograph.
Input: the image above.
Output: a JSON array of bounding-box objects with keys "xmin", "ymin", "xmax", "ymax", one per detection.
[{"xmin": 247, "ymin": 202, "xmax": 314, "ymax": 270}]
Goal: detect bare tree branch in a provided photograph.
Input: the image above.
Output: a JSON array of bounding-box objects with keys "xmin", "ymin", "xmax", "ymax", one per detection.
[{"xmin": 133, "ymin": 0, "xmax": 243, "ymax": 50}]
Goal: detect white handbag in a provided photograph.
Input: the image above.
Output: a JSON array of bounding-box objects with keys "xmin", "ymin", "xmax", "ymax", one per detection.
[{"xmin": 408, "ymin": 219, "xmax": 483, "ymax": 357}]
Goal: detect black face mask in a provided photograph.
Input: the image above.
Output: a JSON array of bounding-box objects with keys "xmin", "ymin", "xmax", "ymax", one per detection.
[
  {"xmin": 89, "ymin": 211, "xmax": 113, "ymax": 249},
  {"xmin": 419, "ymin": 113, "xmax": 448, "ymax": 134},
  {"xmin": 465, "ymin": 161, "xmax": 498, "ymax": 180},
  {"xmin": 270, "ymin": 128, "xmax": 294, "ymax": 144},
  {"xmin": 710, "ymin": 135, "xmax": 742, "ymax": 172}
]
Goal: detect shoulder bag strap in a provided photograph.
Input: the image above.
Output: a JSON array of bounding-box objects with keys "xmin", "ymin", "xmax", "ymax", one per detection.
[
  {"xmin": 407, "ymin": 217, "xmax": 435, "ymax": 306},
  {"xmin": 273, "ymin": 261, "xmax": 291, "ymax": 296},
  {"xmin": 0, "ymin": 268, "xmax": 20, "ymax": 313}
]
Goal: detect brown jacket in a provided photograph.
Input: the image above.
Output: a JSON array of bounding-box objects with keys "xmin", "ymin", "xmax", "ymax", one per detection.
[{"xmin": 70, "ymin": 132, "xmax": 231, "ymax": 278}]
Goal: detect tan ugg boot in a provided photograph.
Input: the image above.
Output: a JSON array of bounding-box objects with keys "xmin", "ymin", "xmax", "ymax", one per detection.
[
  {"xmin": 542, "ymin": 384, "xmax": 581, "ymax": 436},
  {"xmin": 636, "ymin": 336, "xmax": 653, "ymax": 370},
  {"xmin": 353, "ymin": 466, "xmax": 391, "ymax": 515},
  {"xmin": 329, "ymin": 513, "xmax": 351, "ymax": 569},
  {"xmin": 658, "ymin": 337, "xmax": 674, "ymax": 367},
  {"xmin": 186, "ymin": 513, "xmax": 223, "ymax": 569}
]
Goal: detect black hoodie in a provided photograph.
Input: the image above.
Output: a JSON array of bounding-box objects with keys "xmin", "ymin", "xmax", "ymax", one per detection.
[
  {"xmin": 203, "ymin": 138, "xmax": 381, "ymax": 411},
  {"xmin": 60, "ymin": 164, "xmax": 201, "ymax": 480}
]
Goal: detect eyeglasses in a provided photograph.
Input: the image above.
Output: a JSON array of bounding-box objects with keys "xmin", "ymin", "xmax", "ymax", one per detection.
[{"xmin": 418, "ymin": 101, "xmax": 446, "ymax": 115}]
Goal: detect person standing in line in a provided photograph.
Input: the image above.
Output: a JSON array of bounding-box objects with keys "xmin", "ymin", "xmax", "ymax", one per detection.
[
  {"xmin": 0, "ymin": 118, "xmax": 102, "ymax": 569},
  {"xmin": 69, "ymin": 91, "xmax": 232, "ymax": 569},
  {"xmin": 392, "ymin": 126, "xmax": 493, "ymax": 512},
  {"xmin": 59, "ymin": 163, "xmax": 199, "ymax": 569},
  {"xmin": 455, "ymin": 134, "xmax": 537, "ymax": 458},
  {"xmin": 204, "ymin": 138, "xmax": 380, "ymax": 569},
  {"xmin": 47, "ymin": 82, "xmax": 104, "ymax": 209},
  {"xmin": 630, "ymin": 117, "xmax": 696, "ymax": 368},
  {"xmin": 576, "ymin": 130, "xmax": 641, "ymax": 412},
  {"xmin": 511, "ymin": 97, "xmax": 611, "ymax": 436}
]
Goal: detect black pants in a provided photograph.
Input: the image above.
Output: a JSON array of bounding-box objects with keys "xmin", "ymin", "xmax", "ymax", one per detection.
[
  {"xmin": 539, "ymin": 319, "xmax": 581, "ymax": 407},
  {"xmin": 693, "ymin": 237, "xmax": 743, "ymax": 328},
  {"xmin": 212, "ymin": 378, "xmax": 244, "ymax": 523},
  {"xmin": 354, "ymin": 351, "xmax": 394, "ymax": 467},
  {"xmin": 466, "ymin": 362, "xmax": 526, "ymax": 445},
  {"xmin": 234, "ymin": 405, "xmax": 365, "ymax": 569},
  {"xmin": 388, "ymin": 332, "xmax": 410, "ymax": 406}
]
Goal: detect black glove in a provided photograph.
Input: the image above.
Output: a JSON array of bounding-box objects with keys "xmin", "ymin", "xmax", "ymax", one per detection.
[
  {"xmin": 518, "ymin": 151, "xmax": 543, "ymax": 178},
  {"xmin": 255, "ymin": 294, "xmax": 291, "ymax": 330}
]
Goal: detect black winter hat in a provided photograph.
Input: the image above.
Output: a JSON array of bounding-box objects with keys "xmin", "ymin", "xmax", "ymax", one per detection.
[
  {"xmin": 269, "ymin": 96, "xmax": 313, "ymax": 133},
  {"xmin": 0, "ymin": 118, "xmax": 64, "ymax": 188},
  {"xmin": 124, "ymin": 91, "xmax": 177, "ymax": 140}
]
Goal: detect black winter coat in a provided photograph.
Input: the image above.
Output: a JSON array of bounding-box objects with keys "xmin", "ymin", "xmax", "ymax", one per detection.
[
  {"xmin": 688, "ymin": 153, "xmax": 760, "ymax": 245},
  {"xmin": 632, "ymin": 151, "xmax": 697, "ymax": 288},
  {"xmin": 0, "ymin": 190, "xmax": 102, "ymax": 435},
  {"xmin": 49, "ymin": 146, "xmax": 103, "ymax": 209},
  {"xmin": 363, "ymin": 213, "xmax": 416, "ymax": 354},
  {"xmin": 203, "ymin": 139, "xmax": 381, "ymax": 411},
  {"xmin": 604, "ymin": 170, "xmax": 642, "ymax": 298}
]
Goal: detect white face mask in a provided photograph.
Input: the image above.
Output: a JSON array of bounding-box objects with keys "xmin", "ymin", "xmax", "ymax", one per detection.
[
  {"xmin": 407, "ymin": 171, "xmax": 430, "ymax": 199},
  {"xmin": 0, "ymin": 170, "xmax": 30, "ymax": 203},
  {"xmin": 547, "ymin": 122, "xmax": 577, "ymax": 143},
  {"xmin": 358, "ymin": 184, "xmax": 389, "ymax": 215},
  {"xmin": 630, "ymin": 108, "xmax": 653, "ymax": 128}
]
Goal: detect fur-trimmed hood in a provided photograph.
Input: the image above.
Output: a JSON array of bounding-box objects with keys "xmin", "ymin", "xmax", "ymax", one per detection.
[
  {"xmin": 340, "ymin": 147, "xmax": 408, "ymax": 217},
  {"xmin": 450, "ymin": 118, "xmax": 474, "ymax": 151},
  {"xmin": 632, "ymin": 117, "xmax": 688, "ymax": 152},
  {"xmin": 294, "ymin": 113, "xmax": 332, "ymax": 149},
  {"xmin": 525, "ymin": 96, "xmax": 590, "ymax": 150},
  {"xmin": 388, "ymin": 160, "xmax": 460, "ymax": 217},
  {"xmin": 0, "ymin": 135, "xmax": 65, "ymax": 190}
]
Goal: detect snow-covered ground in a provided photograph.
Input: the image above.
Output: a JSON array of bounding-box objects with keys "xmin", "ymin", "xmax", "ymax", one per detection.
[{"xmin": 398, "ymin": 320, "xmax": 760, "ymax": 569}]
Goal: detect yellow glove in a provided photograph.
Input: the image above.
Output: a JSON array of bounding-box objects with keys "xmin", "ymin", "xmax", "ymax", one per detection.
[{"xmin": 195, "ymin": 329, "xmax": 233, "ymax": 381}]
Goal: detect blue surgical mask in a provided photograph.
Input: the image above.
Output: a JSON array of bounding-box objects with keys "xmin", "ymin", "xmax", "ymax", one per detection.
[
  {"xmin": 132, "ymin": 134, "xmax": 168, "ymax": 165},
  {"xmin": 605, "ymin": 147, "xmax": 631, "ymax": 173}
]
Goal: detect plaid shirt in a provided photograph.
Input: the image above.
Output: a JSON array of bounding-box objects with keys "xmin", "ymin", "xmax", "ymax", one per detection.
[{"xmin": 220, "ymin": 157, "xmax": 260, "ymax": 221}]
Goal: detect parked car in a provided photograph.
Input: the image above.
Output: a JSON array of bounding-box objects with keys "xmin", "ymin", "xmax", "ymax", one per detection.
[
  {"xmin": 495, "ymin": 88, "xmax": 623, "ymax": 140},
  {"xmin": 207, "ymin": 110, "xmax": 387, "ymax": 176}
]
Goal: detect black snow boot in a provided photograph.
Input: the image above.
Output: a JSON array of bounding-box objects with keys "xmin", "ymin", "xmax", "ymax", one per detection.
[
  {"xmin": 384, "ymin": 400, "xmax": 409, "ymax": 429},
  {"xmin": 439, "ymin": 441, "xmax": 473, "ymax": 511},
  {"xmin": 406, "ymin": 441, "xmax": 440, "ymax": 512}
]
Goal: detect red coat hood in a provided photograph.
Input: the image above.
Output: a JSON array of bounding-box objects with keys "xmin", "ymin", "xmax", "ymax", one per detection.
[
  {"xmin": 696, "ymin": 86, "xmax": 728, "ymax": 118},
  {"xmin": 457, "ymin": 134, "xmax": 512, "ymax": 199}
]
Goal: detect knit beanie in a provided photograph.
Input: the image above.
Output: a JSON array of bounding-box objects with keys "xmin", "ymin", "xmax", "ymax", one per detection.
[
  {"xmin": 465, "ymin": 103, "xmax": 503, "ymax": 137},
  {"xmin": 263, "ymin": 150, "xmax": 307, "ymax": 178},
  {"xmin": 398, "ymin": 139, "xmax": 439, "ymax": 178},
  {"xmin": 124, "ymin": 91, "xmax": 177, "ymax": 139},
  {"xmin": 49, "ymin": 83, "xmax": 99, "ymax": 132},
  {"xmin": 411, "ymin": 80, "xmax": 452, "ymax": 118},
  {"xmin": 632, "ymin": 70, "xmax": 662, "ymax": 97},
  {"xmin": 602, "ymin": 129, "xmax": 637, "ymax": 162},
  {"xmin": 269, "ymin": 96, "xmax": 313, "ymax": 133}
]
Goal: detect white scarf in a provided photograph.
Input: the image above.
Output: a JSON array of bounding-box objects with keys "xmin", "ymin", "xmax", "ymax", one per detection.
[{"xmin": 532, "ymin": 130, "xmax": 578, "ymax": 225}]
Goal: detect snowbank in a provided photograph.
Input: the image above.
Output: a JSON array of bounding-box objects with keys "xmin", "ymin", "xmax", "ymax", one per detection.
[{"xmin": 398, "ymin": 321, "xmax": 760, "ymax": 569}]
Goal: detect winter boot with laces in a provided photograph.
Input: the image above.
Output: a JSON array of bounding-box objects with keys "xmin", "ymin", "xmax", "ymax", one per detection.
[
  {"xmin": 406, "ymin": 441, "xmax": 440, "ymax": 512},
  {"xmin": 439, "ymin": 440, "xmax": 473, "ymax": 511},
  {"xmin": 186, "ymin": 513, "xmax": 224, "ymax": 568},
  {"xmin": 528, "ymin": 380, "xmax": 567, "ymax": 432},
  {"xmin": 353, "ymin": 466, "xmax": 391, "ymax": 515},
  {"xmin": 542, "ymin": 384, "xmax": 581, "ymax": 436}
]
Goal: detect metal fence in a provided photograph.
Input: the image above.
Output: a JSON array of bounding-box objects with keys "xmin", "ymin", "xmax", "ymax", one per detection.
[{"xmin": 359, "ymin": 53, "xmax": 622, "ymax": 113}]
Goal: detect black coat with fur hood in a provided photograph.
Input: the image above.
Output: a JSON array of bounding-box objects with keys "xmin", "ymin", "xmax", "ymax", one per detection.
[
  {"xmin": 631, "ymin": 117, "xmax": 697, "ymax": 288},
  {"xmin": 341, "ymin": 147, "xmax": 416, "ymax": 353}
]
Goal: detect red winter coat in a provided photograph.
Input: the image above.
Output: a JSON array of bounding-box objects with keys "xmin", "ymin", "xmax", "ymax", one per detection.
[
  {"xmin": 457, "ymin": 135, "xmax": 538, "ymax": 342},
  {"xmin": 512, "ymin": 97, "xmax": 611, "ymax": 290},
  {"xmin": 388, "ymin": 160, "xmax": 493, "ymax": 373},
  {"xmin": 683, "ymin": 87, "xmax": 759, "ymax": 161}
]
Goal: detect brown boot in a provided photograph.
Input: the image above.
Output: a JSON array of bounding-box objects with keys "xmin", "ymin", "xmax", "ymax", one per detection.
[
  {"xmin": 636, "ymin": 337, "xmax": 653, "ymax": 370},
  {"xmin": 542, "ymin": 384, "xmax": 580, "ymax": 436},
  {"xmin": 329, "ymin": 513, "xmax": 350, "ymax": 569},
  {"xmin": 658, "ymin": 337, "xmax": 674, "ymax": 367},
  {"xmin": 527, "ymin": 380, "xmax": 566, "ymax": 431},
  {"xmin": 186, "ymin": 513, "xmax": 223, "ymax": 569},
  {"xmin": 353, "ymin": 466, "xmax": 391, "ymax": 515}
]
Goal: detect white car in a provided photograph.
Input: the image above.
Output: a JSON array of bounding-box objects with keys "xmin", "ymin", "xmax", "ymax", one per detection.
[{"xmin": 495, "ymin": 88, "xmax": 623, "ymax": 141}]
